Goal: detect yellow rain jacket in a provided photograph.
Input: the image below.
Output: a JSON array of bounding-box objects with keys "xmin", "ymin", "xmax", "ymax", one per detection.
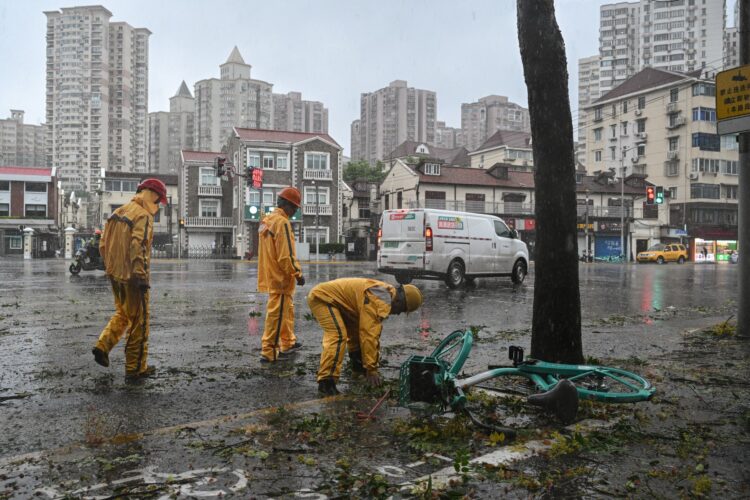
[
  {"xmin": 258, "ymin": 207, "xmax": 302, "ymax": 294},
  {"xmin": 100, "ymin": 191, "xmax": 156, "ymax": 284},
  {"xmin": 308, "ymin": 278, "xmax": 396, "ymax": 376}
]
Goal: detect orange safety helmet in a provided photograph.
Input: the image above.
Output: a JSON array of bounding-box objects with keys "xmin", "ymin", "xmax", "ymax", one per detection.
[
  {"xmin": 278, "ymin": 186, "xmax": 301, "ymax": 208},
  {"xmin": 137, "ymin": 178, "xmax": 168, "ymax": 205}
]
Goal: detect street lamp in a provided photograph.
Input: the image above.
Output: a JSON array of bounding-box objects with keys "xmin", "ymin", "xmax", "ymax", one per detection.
[{"xmin": 619, "ymin": 143, "xmax": 643, "ymax": 260}]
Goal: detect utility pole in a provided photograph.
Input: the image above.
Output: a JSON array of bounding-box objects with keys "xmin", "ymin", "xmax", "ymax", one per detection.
[
  {"xmin": 620, "ymin": 143, "xmax": 641, "ymax": 260},
  {"xmin": 739, "ymin": 1, "xmax": 750, "ymax": 336},
  {"xmin": 584, "ymin": 189, "xmax": 590, "ymax": 259}
]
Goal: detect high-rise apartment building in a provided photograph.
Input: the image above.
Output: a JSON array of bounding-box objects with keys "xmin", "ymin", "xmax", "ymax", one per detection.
[
  {"xmin": 167, "ymin": 82, "xmax": 194, "ymax": 174},
  {"xmin": 595, "ymin": 0, "xmax": 726, "ymax": 98},
  {"xmin": 577, "ymin": 55, "xmax": 602, "ymax": 165},
  {"xmin": 460, "ymin": 95, "xmax": 530, "ymax": 152},
  {"xmin": 723, "ymin": 1, "xmax": 740, "ymax": 69},
  {"xmin": 0, "ymin": 110, "xmax": 46, "ymax": 167},
  {"xmin": 435, "ymin": 121, "xmax": 465, "ymax": 149},
  {"xmin": 272, "ymin": 92, "xmax": 329, "ymax": 134},
  {"xmin": 194, "ymin": 47, "xmax": 273, "ymax": 152},
  {"xmin": 148, "ymin": 111, "xmax": 169, "ymax": 175},
  {"xmin": 352, "ymin": 80, "xmax": 436, "ymax": 164},
  {"xmin": 45, "ymin": 5, "xmax": 150, "ymax": 191}
]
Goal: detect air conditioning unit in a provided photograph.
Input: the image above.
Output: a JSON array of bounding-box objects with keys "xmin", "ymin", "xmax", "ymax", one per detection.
[
  {"xmin": 638, "ymin": 132, "xmax": 647, "ymax": 140},
  {"xmin": 666, "ymin": 102, "xmax": 678, "ymax": 113},
  {"xmin": 688, "ymin": 172, "xmax": 699, "ymax": 180},
  {"xmin": 634, "ymin": 109, "xmax": 642, "ymax": 116},
  {"xmin": 668, "ymin": 151, "xmax": 679, "ymax": 160}
]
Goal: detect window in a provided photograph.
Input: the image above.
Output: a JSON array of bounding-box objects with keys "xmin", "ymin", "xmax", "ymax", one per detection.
[
  {"xmin": 358, "ymin": 199, "xmax": 370, "ymax": 219},
  {"xmin": 0, "ymin": 181, "xmax": 9, "ymax": 191},
  {"xmin": 25, "ymin": 182, "xmax": 47, "ymax": 192},
  {"xmin": 636, "ymin": 119, "xmax": 646, "ymax": 133},
  {"xmin": 9, "ymin": 236, "xmax": 22, "ymax": 250},
  {"xmin": 276, "ymin": 153, "xmax": 289, "ymax": 170},
  {"xmin": 725, "ymin": 185, "xmax": 738, "ymax": 199},
  {"xmin": 305, "ymin": 152, "xmax": 329, "ymax": 170},
  {"xmin": 304, "ymin": 227, "xmax": 329, "ymax": 245},
  {"xmin": 622, "ymin": 100, "xmax": 628, "ymax": 113},
  {"xmin": 594, "ymin": 107, "xmax": 602, "ymax": 121},
  {"xmin": 638, "ymin": 96, "xmax": 646, "ymax": 109},
  {"xmin": 494, "ymin": 220, "xmax": 511, "ymax": 238},
  {"xmin": 690, "ymin": 183, "xmax": 720, "ymax": 199},
  {"xmin": 691, "ymin": 107, "xmax": 716, "ymax": 122},
  {"xmin": 397, "ymin": 191, "xmax": 403, "ymax": 209},
  {"xmin": 691, "ymin": 133, "xmax": 720, "ymax": 151},
  {"xmin": 621, "ymin": 121, "xmax": 628, "ymax": 135},
  {"xmin": 692, "ymin": 82, "xmax": 715, "ymax": 97},
  {"xmin": 246, "ymin": 189, "xmax": 260, "ymax": 205},
  {"xmin": 423, "ymin": 163, "xmax": 441, "ymax": 175},
  {"xmin": 263, "ymin": 191, "xmax": 275, "ymax": 206},
  {"xmin": 104, "ymin": 179, "xmax": 137, "ymax": 192},
  {"xmin": 721, "ymin": 134, "xmax": 738, "ymax": 151},
  {"xmin": 722, "ymin": 159, "xmax": 738, "ymax": 175},
  {"xmin": 610, "ymin": 147, "xmax": 616, "ymax": 160},
  {"xmin": 594, "ymin": 128, "xmax": 602, "ymax": 141},
  {"xmin": 247, "ymin": 152, "xmax": 261, "ymax": 168},
  {"xmin": 610, "ymin": 124, "xmax": 617, "ymax": 138},
  {"xmin": 595, "ymin": 150, "xmax": 602, "ymax": 162},
  {"xmin": 637, "ymin": 144, "xmax": 646, "ymax": 157},
  {"xmin": 668, "ymin": 137, "xmax": 679, "ymax": 151},
  {"xmin": 0, "ymin": 203, "xmax": 9, "ymax": 216},
  {"xmin": 304, "ymin": 186, "xmax": 329, "ymax": 205},
  {"xmin": 199, "ymin": 199, "xmax": 219, "ymax": 217},
  {"xmin": 670, "ymin": 87, "xmax": 679, "ymax": 102},
  {"xmin": 25, "ymin": 204, "xmax": 47, "ymax": 217},
  {"xmin": 200, "ymin": 167, "xmax": 218, "ymax": 186},
  {"xmin": 611, "ymin": 104, "xmax": 617, "ymax": 118},
  {"xmin": 424, "ymin": 190, "xmax": 446, "ymax": 209},
  {"xmin": 263, "ymin": 155, "xmax": 275, "ymax": 170}
]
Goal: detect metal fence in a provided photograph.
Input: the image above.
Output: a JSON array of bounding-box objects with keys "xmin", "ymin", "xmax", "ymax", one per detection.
[{"xmin": 151, "ymin": 244, "xmax": 236, "ymax": 259}]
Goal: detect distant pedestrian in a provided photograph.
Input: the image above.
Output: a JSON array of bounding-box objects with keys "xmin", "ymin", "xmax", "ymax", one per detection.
[
  {"xmin": 702, "ymin": 247, "xmax": 708, "ymax": 259},
  {"xmin": 92, "ymin": 179, "xmax": 167, "ymax": 382},
  {"xmin": 258, "ymin": 187, "xmax": 305, "ymax": 363}
]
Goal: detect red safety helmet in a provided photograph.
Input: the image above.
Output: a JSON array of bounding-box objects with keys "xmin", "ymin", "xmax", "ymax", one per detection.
[
  {"xmin": 278, "ymin": 186, "xmax": 301, "ymax": 208},
  {"xmin": 94, "ymin": 229, "xmax": 102, "ymax": 235},
  {"xmin": 137, "ymin": 178, "xmax": 168, "ymax": 205}
]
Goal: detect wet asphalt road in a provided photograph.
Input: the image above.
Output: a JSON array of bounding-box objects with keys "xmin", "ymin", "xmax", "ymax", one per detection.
[{"xmin": 0, "ymin": 258, "xmax": 739, "ymax": 496}]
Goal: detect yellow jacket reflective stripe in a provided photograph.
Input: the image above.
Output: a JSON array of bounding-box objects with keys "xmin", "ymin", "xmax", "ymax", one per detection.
[
  {"xmin": 258, "ymin": 207, "xmax": 302, "ymax": 294},
  {"xmin": 100, "ymin": 191, "xmax": 155, "ymax": 283},
  {"xmin": 309, "ymin": 278, "xmax": 395, "ymax": 375}
]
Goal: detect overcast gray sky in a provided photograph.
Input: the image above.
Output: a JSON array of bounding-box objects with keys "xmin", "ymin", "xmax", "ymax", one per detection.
[{"xmin": 0, "ymin": 0, "xmax": 721, "ymax": 156}]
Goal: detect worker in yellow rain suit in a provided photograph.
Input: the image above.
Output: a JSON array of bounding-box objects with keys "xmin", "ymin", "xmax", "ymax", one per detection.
[
  {"xmin": 258, "ymin": 186, "xmax": 305, "ymax": 363},
  {"xmin": 307, "ymin": 278, "xmax": 423, "ymax": 395},
  {"xmin": 92, "ymin": 179, "xmax": 168, "ymax": 382}
]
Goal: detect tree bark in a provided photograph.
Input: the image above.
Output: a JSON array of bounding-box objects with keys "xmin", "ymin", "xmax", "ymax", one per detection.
[{"xmin": 517, "ymin": 0, "xmax": 583, "ymax": 363}]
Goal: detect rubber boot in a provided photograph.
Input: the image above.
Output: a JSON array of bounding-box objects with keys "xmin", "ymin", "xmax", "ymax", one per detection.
[{"xmin": 318, "ymin": 378, "xmax": 340, "ymax": 396}]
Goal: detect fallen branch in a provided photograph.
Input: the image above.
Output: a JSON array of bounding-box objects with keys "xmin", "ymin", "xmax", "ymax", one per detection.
[{"xmin": 0, "ymin": 392, "xmax": 32, "ymax": 402}]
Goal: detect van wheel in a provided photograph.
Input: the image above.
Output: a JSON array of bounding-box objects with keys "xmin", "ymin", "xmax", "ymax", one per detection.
[
  {"xmin": 395, "ymin": 274, "xmax": 413, "ymax": 285},
  {"xmin": 445, "ymin": 260, "xmax": 465, "ymax": 289},
  {"xmin": 511, "ymin": 260, "xmax": 527, "ymax": 284},
  {"xmin": 678, "ymin": 256, "xmax": 685, "ymax": 264}
]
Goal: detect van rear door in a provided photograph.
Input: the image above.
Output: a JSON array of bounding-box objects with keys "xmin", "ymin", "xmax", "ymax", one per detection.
[{"xmin": 379, "ymin": 210, "xmax": 425, "ymax": 270}]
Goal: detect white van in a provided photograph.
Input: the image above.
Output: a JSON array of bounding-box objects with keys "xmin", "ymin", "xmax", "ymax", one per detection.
[{"xmin": 377, "ymin": 208, "xmax": 529, "ymax": 288}]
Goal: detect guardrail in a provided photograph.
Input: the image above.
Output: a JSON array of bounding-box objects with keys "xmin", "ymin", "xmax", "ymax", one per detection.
[
  {"xmin": 198, "ymin": 185, "xmax": 223, "ymax": 196},
  {"xmin": 303, "ymin": 169, "xmax": 333, "ymax": 180},
  {"xmin": 185, "ymin": 216, "xmax": 233, "ymax": 228},
  {"xmin": 303, "ymin": 204, "xmax": 333, "ymax": 215}
]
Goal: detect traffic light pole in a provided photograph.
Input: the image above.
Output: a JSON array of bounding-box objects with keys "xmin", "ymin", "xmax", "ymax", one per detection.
[{"xmin": 738, "ymin": 1, "xmax": 750, "ymax": 336}]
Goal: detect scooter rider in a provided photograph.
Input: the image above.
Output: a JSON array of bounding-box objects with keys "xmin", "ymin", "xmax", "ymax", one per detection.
[{"xmin": 92, "ymin": 178, "xmax": 167, "ymax": 382}]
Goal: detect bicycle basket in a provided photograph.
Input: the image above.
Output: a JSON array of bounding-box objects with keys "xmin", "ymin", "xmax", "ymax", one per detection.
[{"xmin": 399, "ymin": 355, "xmax": 447, "ymax": 407}]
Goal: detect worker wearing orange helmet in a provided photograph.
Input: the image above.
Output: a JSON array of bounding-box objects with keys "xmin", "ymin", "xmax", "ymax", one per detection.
[
  {"xmin": 258, "ymin": 186, "xmax": 305, "ymax": 363},
  {"xmin": 92, "ymin": 178, "xmax": 167, "ymax": 382},
  {"xmin": 307, "ymin": 278, "xmax": 423, "ymax": 395}
]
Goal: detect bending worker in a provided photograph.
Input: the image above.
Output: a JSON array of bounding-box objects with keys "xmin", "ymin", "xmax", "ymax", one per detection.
[
  {"xmin": 258, "ymin": 186, "xmax": 305, "ymax": 363},
  {"xmin": 92, "ymin": 178, "xmax": 167, "ymax": 382},
  {"xmin": 307, "ymin": 278, "xmax": 423, "ymax": 395}
]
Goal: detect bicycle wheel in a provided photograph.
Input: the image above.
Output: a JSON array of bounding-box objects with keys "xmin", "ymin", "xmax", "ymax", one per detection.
[
  {"xmin": 561, "ymin": 365, "xmax": 655, "ymax": 403},
  {"xmin": 429, "ymin": 330, "xmax": 473, "ymax": 375}
]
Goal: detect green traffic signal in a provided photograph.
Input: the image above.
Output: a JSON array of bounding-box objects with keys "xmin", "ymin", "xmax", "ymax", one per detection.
[{"xmin": 655, "ymin": 186, "xmax": 664, "ymax": 205}]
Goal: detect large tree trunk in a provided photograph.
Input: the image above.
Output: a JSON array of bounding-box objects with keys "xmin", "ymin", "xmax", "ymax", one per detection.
[{"xmin": 517, "ymin": 0, "xmax": 583, "ymax": 363}]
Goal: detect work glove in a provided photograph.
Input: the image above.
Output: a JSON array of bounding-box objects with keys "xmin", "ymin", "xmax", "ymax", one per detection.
[
  {"xmin": 349, "ymin": 351, "xmax": 365, "ymax": 375},
  {"xmin": 131, "ymin": 276, "xmax": 150, "ymax": 292},
  {"xmin": 365, "ymin": 372, "xmax": 382, "ymax": 387},
  {"xmin": 296, "ymin": 276, "xmax": 306, "ymax": 286}
]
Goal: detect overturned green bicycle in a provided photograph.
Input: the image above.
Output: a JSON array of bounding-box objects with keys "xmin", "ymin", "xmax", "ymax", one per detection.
[{"xmin": 399, "ymin": 329, "xmax": 655, "ymax": 429}]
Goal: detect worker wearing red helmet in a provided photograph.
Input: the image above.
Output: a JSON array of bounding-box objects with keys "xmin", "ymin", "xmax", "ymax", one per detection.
[
  {"xmin": 258, "ymin": 186, "xmax": 305, "ymax": 363},
  {"xmin": 92, "ymin": 178, "xmax": 168, "ymax": 381}
]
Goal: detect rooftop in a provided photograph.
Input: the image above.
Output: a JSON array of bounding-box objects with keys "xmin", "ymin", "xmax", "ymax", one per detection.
[
  {"xmin": 473, "ymin": 130, "xmax": 532, "ymax": 153},
  {"xmin": 233, "ymin": 128, "xmax": 341, "ymax": 148}
]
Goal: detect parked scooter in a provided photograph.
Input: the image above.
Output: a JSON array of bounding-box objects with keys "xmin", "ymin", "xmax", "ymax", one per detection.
[
  {"xmin": 69, "ymin": 242, "xmax": 105, "ymax": 274},
  {"xmin": 579, "ymin": 251, "xmax": 593, "ymax": 263}
]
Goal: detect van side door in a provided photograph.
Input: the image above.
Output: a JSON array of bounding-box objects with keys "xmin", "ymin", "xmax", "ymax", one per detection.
[
  {"xmin": 467, "ymin": 218, "xmax": 493, "ymax": 274},
  {"xmin": 493, "ymin": 220, "xmax": 514, "ymax": 273}
]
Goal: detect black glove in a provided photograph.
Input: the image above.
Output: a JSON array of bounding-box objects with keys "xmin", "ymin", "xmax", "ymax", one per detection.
[
  {"xmin": 349, "ymin": 350, "xmax": 365, "ymax": 375},
  {"xmin": 296, "ymin": 276, "xmax": 305, "ymax": 286}
]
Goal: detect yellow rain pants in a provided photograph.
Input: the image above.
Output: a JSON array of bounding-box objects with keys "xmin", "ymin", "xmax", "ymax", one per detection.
[
  {"xmin": 95, "ymin": 279, "xmax": 150, "ymax": 375},
  {"xmin": 260, "ymin": 293, "xmax": 297, "ymax": 361}
]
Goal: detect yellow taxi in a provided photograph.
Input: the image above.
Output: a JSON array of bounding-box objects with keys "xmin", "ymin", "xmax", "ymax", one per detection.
[{"xmin": 637, "ymin": 243, "xmax": 688, "ymax": 264}]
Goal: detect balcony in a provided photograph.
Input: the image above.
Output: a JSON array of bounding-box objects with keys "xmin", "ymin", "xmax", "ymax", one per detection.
[
  {"xmin": 576, "ymin": 206, "xmax": 632, "ymax": 218},
  {"xmin": 303, "ymin": 204, "xmax": 333, "ymax": 216},
  {"xmin": 198, "ymin": 185, "xmax": 223, "ymax": 196},
  {"xmin": 667, "ymin": 151, "xmax": 679, "ymax": 160},
  {"xmin": 666, "ymin": 102, "xmax": 679, "ymax": 113},
  {"xmin": 410, "ymin": 200, "xmax": 534, "ymax": 215},
  {"xmin": 666, "ymin": 117, "xmax": 686, "ymax": 129},
  {"xmin": 303, "ymin": 169, "xmax": 333, "ymax": 181},
  {"xmin": 185, "ymin": 216, "xmax": 232, "ymax": 228}
]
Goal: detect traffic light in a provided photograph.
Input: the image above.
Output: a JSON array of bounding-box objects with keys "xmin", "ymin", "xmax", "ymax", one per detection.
[
  {"xmin": 246, "ymin": 167, "xmax": 263, "ymax": 188},
  {"xmin": 179, "ymin": 219, "xmax": 185, "ymax": 229},
  {"xmin": 655, "ymin": 186, "xmax": 664, "ymax": 205},
  {"xmin": 646, "ymin": 186, "xmax": 655, "ymax": 205},
  {"xmin": 215, "ymin": 156, "xmax": 226, "ymax": 176}
]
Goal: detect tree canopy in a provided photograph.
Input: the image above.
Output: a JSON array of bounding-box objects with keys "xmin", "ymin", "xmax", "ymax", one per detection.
[{"xmin": 343, "ymin": 160, "xmax": 387, "ymax": 183}]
